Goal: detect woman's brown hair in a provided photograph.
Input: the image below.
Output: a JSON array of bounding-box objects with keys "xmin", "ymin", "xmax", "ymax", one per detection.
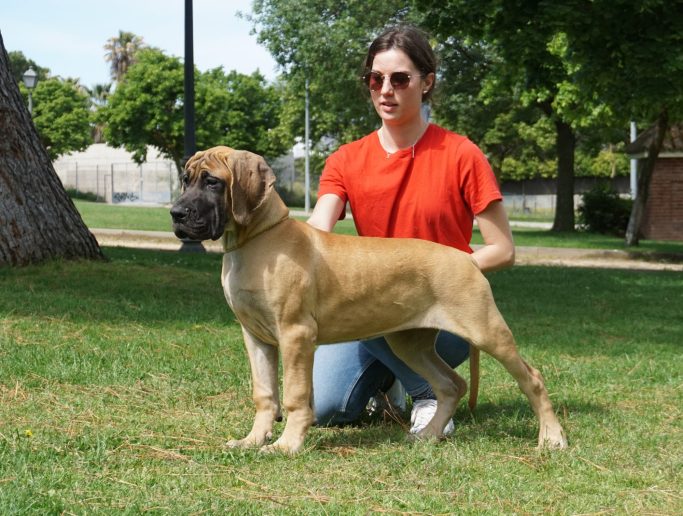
[{"xmin": 364, "ymin": 25, "xmax": 437, "ymax": 102}]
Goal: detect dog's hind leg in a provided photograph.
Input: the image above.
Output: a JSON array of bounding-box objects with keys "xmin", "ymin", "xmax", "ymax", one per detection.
[
  {"xmin": 227, "ymin": 329, "xmax": 281, "ymax": 449},
  {"xmin": 471, "ymin": 316, "xmax": 567, "ymax": 449},
  {"xmin": 385, "ymin": 329, "xmax": 466, "ymax": 440}
]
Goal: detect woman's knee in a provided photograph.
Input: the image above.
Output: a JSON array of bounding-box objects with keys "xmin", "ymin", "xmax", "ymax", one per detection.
[
  {"xmin": 312, "ymin": 341, "xmax": 385, "ymax": 426},
  {"xmin": 314, "ymin": 392, "xmax": 360, "ymax": 427}
]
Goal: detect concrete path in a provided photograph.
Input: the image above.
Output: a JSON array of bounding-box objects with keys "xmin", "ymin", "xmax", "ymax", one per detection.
[{"xmin": 91, "ymin": 227, "xmax": 683, "ymax": 272}]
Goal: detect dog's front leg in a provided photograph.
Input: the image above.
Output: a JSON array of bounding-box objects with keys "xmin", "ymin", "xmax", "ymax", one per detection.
[
  {"xmin": 262, "ymin": 324, "xmax": 316, "ymax": 454},
  {"xmin": 227, "ymin": 329, "xmax": 281, "ymax": 449}
]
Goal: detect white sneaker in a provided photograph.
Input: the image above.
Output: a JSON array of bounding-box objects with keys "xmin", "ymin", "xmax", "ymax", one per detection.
[{"xmin": 409, "ymin": 399, "xmax": 455, "ymax": 436}]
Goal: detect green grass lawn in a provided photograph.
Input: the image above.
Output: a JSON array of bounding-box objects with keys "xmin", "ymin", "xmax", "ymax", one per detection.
[
  {"xmin": 74, "ymin": 200, "xmax": 176, "ymax": 233},
  {"xmin": 1, "ymin": 247, "xmax": 681, "ymax": 513},
  {"xmin": 74, "ymin": 199, "xmax": 683, "ymax": 256}
]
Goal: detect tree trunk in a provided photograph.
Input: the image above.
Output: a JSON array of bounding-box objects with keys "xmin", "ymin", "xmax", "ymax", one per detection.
[
  {"xmin": 552, "ymin": 119, "xmax": 577, "ymax": 232},
  {"xmin": 625, "ymin": 109, "xmax": 669, "ymax": 246},
  {"xmin": 0, "ymin": 31, "xmax": 103, "ymax": 266}
]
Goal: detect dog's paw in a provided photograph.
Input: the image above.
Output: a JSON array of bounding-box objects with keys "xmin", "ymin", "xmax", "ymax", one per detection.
[
  {"xmin": 225, "ymin": 431, "xmax": 272, "ymax": 449},
  {"xmin": 537, "ymin": 425, "xmax": 568, "ymax": 450},
  {"xmin": 259, "ymin": 436, "xmax": 303, "ymax": 455},
  {"xmin": 226, "ymin": 438, "xmax": 248, "ymax": 449}
]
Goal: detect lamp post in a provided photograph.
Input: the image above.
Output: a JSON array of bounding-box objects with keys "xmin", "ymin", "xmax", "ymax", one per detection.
[
  {"xmin": 184, "ymin": 0, "xmax": 196, "ymax": 162},
  {"xmin": 179, "ymin": 0, "xmax": 205, "ymax": 252},
  {"xmin": 304, "ymin": 76, "xmax": 310, "ymax": 213},
  {"xmin": 22, "ymin": 67, "xmax": 38, "ymax": 115}
]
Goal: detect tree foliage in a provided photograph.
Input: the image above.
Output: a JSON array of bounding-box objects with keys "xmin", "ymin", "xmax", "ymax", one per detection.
[
  {"xmin": 418, "ymin": 0, "xmax": 609, "ymax": 231},
  {"xmin": 101, "ymin": 48, "xmax": 288, "ymax": 173},
  {"xmin": 249, "ymin": 1, "xmax": 628, "ymax": 199},
  {"xmin": 7, "ymin": 50, "xmax": 50, "ymax": 84},
  {"xmin": 8, "ymin": 51, "xmax": 93, "ymax": 159},
  {"xmin": 549, "ymin": 0, "xmax": 683, "ymax": 245},
  {"xmin": 419, "ymin": 0, "xmax": 683, "ymax": 240},
  {"xmin": 248, "ymin": 0, "xmax": 413, "ymax": 146},
  {"xmin": 30, "ymin": 78, "xmax": 92, "ymax": 160}
]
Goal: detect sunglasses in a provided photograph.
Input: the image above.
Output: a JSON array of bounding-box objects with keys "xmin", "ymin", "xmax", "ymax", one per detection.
[{"xmin": 362, "ymin": 71, "xmax": 423, "ymax": 91}]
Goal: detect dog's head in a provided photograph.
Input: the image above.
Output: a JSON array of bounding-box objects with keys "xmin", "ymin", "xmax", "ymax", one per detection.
[{"xmin": 170, "ymin": 146, "xmax": 276, "ymax": 240}]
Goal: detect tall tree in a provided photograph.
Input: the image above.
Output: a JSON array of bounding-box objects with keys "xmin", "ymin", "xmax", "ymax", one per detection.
[
  {"xmin": 427, "ymin": 38, "xmax": 560, "ymax": 182},
  {"xmin": 9, "ymin": 52, "xmax": 93, "ymax": 158},
  {"xmin": 554, "ymin": 0, "xmax": 683, "ymax": 245},
  {"xmin": 8, "ymin": 50, "xmax": 50, "ymax": 84},
  {"xmin": 249, "ymin": 2, "xmax": 617, "ymax": 197},
  {"xmin": 88, "ymin": 83, "xmax": 112, "ymax": 143},
  {"xmin": 248, "ymin": 0, "xmax": 412, "ymax": 146},
  {"xmin": 31, "ymin": 78, "xmax": 92, "ymax": 159},
  {"xmin": 0, "ymin": 32, "xmax": 102, "ymax": 266},
  {"xmin": 103, "ymin": 30, "xmax": 146, "ymax": 83},
  {"xmin": 419, "ymin": 1, "xmax": 602, "ymax": 232},
  {"xmin": 102, "ymin": 48, "xmax": 287, "ymax": 174}
]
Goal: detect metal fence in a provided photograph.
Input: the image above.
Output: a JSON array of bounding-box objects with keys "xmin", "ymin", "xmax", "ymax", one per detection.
[{"xmin": 56, "ymin": 161, "xmax": 177, "ymax": 204}]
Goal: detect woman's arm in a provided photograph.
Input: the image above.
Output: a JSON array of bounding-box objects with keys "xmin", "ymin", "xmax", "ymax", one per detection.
[
  {"xmin": 472, "ymin": 200, "xmax": 515, "ymax": 273},
  {"xmin": 307, "ymin": 193, "xmax": 346, "ymax": 233}
]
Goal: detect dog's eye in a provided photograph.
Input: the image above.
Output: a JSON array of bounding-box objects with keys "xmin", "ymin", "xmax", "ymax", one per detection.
[{"xmin": 205, "ymin": 176, "xmax": 221, "ymax": 188}]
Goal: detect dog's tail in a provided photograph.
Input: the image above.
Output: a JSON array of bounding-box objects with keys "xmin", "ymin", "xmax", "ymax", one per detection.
[{"xmin": 468, "ymin": 345, "xmax": 480, "ymax": 411}]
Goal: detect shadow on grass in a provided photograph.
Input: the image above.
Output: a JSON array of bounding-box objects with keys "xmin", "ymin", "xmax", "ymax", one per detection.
[{"xmin": 298, "ymin": 396, "xmax": 607, "ymax": 452}]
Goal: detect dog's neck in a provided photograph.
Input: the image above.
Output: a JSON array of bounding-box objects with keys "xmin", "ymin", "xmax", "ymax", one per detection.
[{"xmin": 223, "ymin": 194, "xmax": 290, "ymax": 252}]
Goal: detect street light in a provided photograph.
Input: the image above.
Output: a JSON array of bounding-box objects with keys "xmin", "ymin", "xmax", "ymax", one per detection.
[{"xmin": 22, "ymin": 67, "xmax": 38, "ymax": 115}]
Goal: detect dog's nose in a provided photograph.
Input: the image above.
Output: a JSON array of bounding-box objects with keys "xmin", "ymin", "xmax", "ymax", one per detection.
[{"xmin": 170, "ymin": 204, "xmax": 189, "ymax": 222}]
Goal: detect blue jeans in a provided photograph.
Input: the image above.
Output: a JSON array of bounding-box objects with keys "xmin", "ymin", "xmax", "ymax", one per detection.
[{"xmin": 312, "ymin": 332, "xmax": 469, "ymax": 426}]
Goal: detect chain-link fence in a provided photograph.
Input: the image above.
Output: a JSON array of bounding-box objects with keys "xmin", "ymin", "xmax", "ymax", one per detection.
[{"xmin": 55, "ymin": 161, "xmax": 178, "ymax": 204}]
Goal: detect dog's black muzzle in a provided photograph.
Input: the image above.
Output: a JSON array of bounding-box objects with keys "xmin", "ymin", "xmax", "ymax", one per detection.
[
  {"xmin": 170, "ymin": 195, "xmax": 223, "ymax": 241},
  {"xmin": 170, "ymin": 170, "xmax": 229, "ymax": 241},
  {"xmin": 170, "ymin": 203, "xmax": 198, "ymax": 240}
]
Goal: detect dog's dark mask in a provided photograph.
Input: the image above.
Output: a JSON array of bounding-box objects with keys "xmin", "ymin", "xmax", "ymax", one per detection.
[
  {"xmin": 170, "ymin": 147, "xmax": 274, "ymax": 241},
  {"xmin": 170, "ymin": 167, "xmax": 227, "ymax": 241}
]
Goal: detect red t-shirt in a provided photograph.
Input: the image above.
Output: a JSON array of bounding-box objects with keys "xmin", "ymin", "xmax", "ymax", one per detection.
[{"xmin": 318, "ymin": 123, "xmax": 502, "ymax": 253}]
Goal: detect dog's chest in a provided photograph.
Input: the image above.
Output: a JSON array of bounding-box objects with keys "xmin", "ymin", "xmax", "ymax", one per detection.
[{"xmin": 221, "ymin": 255, "xmax": 279, "ymax": 343}]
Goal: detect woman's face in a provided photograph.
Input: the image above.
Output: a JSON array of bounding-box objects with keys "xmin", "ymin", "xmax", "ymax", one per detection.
[{"xmin": 368, "ymin": 48, "xmax": 434, "ymax": 127}]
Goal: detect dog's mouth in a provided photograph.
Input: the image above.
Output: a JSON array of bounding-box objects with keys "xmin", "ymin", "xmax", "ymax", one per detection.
[
  {"xmin": 172, "ymin": 220, "xmax": 224, "ymax": 241},
  {"xmin": 172, "ymin": 222, "xmax": 205, "ymax": 241},
  {"xmin": 172, "ymin": 224, "xmax": 198, "ymax": 241}
]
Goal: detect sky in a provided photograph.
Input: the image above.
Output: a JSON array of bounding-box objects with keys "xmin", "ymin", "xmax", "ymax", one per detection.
[{"xmin": 0, "ymin": 0, "xmax": 279, "ymax": 88}]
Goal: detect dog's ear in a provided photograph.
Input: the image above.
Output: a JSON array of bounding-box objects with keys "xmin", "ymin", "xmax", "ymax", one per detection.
[{"xmin": 227, "ymin": 151, "xmax": 276, "ymax": 226}]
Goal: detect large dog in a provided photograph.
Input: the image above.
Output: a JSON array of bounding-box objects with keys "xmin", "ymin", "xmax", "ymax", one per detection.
[{"xmin": 171, "ymin": 146, "xmax": 567, "ymax": 454}]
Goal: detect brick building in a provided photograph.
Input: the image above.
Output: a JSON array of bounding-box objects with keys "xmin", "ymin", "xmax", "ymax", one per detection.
[{"xmin": 626, "ymin": 124, "xmax": 683, "ymax": 241}]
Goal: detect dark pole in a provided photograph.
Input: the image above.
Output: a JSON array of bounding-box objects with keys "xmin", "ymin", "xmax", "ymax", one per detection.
[
  {"xmin": 184, "ymin": 0, "xmax": 196, "ymax": 162},
  {"xmin": 180, "ymin": 0, "xmax": 204, "ymax": 252}
]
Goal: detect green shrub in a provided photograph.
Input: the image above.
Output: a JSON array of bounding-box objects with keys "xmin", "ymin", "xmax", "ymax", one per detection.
[
  {"xmin": 275, "ymin": 184, "xmax": 307, "ymax": 208},
  {"xmin": 578, "ymin": 184, "xmax": 632, "ymax": 236},
  {"xmin": 66, "ymin": 188, "xmax": 103, "ymax": 203}
]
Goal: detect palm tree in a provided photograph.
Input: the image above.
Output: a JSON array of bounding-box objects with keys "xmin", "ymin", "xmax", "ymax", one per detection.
[
  {"xmin": 88, "ymin": 83, "xmax": 112, "ymax": 143},
  {"xmin": 103, "ymin": 31, "xmax": 145, "ymax": 83},
  {"xmin": 89, "ymin": 83, "xmax": 112, "ymax": 108}
]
